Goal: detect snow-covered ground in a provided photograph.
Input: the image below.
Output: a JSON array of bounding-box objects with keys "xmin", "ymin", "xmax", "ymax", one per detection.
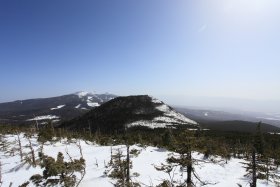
[{"xmin": 0, "ymin": 134, "xmax": 276, "ymax": 187}]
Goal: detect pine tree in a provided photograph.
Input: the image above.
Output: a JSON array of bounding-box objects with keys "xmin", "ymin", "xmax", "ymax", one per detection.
[
  {"xmin": 105, "ymin": 148, "xmax": 140, "ymax": 187},
  {"xmin": 37, "ymin": 121, "xmax": 55, "ymax": 143},
  {"xmin": 30, "ymin": 152, "xmax": 85, "ymax": 187},
  {"xmin": 242, "ymin": 122, "xmax": 280, "ymax": 186},
  {"xmin": 164, "ymin": 130, "xmax": 209, "ymax": 187},
  {"xmin": 254, "ymin": 122, "xmax": 265, "ymax": 155},
  {"xmin": 162, "ymin": 129, "xmax": 173, "ymax": 148}
]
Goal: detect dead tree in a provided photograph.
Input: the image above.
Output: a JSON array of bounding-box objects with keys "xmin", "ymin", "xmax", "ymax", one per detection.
[
  {"xmin": 154, "ymin": 163, "xmax": 177, "ymax": 187},
  {"xmin": 77, "ymin": 140, "xmax": 84, "ymax": 159},
  {"xmin": 33, "ymin": 114, "xmax": 39, "ymax": 131},
  {"xmin": 16, "ymin": 133, "xmax": 23, "ymax": 161},
  {"xmin": 251, "ymin": 148, "xmax": 257, "ymax": 187},
  {"xmin": 27, "ymin": 136, "xmax": 36, "ymax": 166},
  {"xmin": 126, "ymin": 145, "xmax": 130, "ymax": 184}
]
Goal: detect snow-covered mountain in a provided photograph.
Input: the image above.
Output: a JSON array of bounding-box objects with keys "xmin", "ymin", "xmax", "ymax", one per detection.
[
  {"xmin": 61, "ymin": 95, "xmax": 198, "ymax": 132},
  {"xmin": 0, "ymin": 91, "xmax": 116, "ymax": 126},
  {"xmin": 127, "ymin": 97, "xmax": 198, "ymax": 129}
]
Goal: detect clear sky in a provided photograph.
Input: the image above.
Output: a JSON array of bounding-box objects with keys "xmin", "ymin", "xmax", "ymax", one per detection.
[{"xmin": 0, "ymin": 0, "xmax": 280, "ymax": 112}]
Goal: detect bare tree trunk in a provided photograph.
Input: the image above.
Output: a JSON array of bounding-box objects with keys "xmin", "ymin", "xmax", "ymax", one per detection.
[
  {"xmin": 59, "ymin": 128, "xmax": 62, "ymax": 142},
  {"xmin": 17, "ymin": 133, "xmax": 23, "ymax": 161},
  {"xmin": 77, "ymin": 140, "xmax": 83, "ymax": 159},
  {"xmin": 110, "ymin": 146, "xmax": 113, "ymax": 164},
  {"xmin": 76, "ymin": 167, "xmax": 86, "ymax": 187},
  {"xmin": 33, "ymin": 114, "xmax": 39, "ymax": 131},
  {"xmin": 28, "ymin": 138, "xmax": 36, "ymax": 166},
  {"xmin": 50, "ymin": 121, "xmax": 55, "ymax": 136},
  {"xmin": 186, "ymin": 151, "xmax": 192, "ymax": 187},
  {"xmin": 126, "ymin": 145, "xmax": 130, "ymax": 184},
  {"xmin": 252, "ymin": 148, "xmax": 257, "ymax": 187}
]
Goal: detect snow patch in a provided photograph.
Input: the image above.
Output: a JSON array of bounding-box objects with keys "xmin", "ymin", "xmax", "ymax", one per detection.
[
  {"xmin": 87, "ymin": 102, "xmax": 100, "ymax": 107},
  {"xmin": 154, "ymin": 116, "xmax": 190, "ymax": 124},
  {"xmin": 156, "ymin": 104, "xmax": 170, "ymax": 113},
  {"xmin": 76, "ymin": 91, "xmax": 90, "ymax": 98},
  {"xmin": 156, "ymin": 104, "xmax": 198, "ymax": 125},
  {"xmin": 50, "ymin": 105, "xmax": 65, "ymax": 110},
  {"xmin": 75, "ymin": 104, "xmax": 81, "ymax": 109},
  {"xmin": 27, "ymin": 115, "xmax": 59, "ymax": 121},
  {"xmin": 127, "ymin": 120, "xmax": 176, "ymax": 129},
  {"xmin": 151, "ymin": 97, "xmax": 162, "ymax": 104},
  {"xmin": 268, "ymin": 132, "xmax": 280, "ymax": 135}
]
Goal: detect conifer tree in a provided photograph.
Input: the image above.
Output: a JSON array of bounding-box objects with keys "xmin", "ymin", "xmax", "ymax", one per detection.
[
  {"xmin": 162, "ymin": 129, "xmax": 173, "ymax": 148},
  {"xmin": 30, "ymin": 152, "xmax": 85, "ymax": 187},
  {"xmin": 159, "ymin": 130, "xmax": 211, "ymax": 187},
  {"xmin": 38, "ymin": 121, "xmax": 55, "ymax": 143},
  {"xmin": 105, "ymin": 148, "xmax": 140, "ymax": 187},
  {"xmin": 242, "ymin": 122, "xmax": 280, "ymax": 187}
]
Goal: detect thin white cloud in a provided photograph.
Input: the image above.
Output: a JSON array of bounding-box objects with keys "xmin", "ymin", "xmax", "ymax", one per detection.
[{"xmin": 198, "ymin": 24, "xmax": 207, "ymax": 33}]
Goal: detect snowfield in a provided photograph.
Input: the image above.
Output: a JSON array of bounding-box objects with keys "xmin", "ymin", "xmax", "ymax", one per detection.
[{"xmin": 0, "ymin": 134, "xmax": 276, "ymax": 187}]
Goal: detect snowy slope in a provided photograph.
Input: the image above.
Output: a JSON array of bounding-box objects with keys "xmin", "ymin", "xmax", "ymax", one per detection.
[
  {"xmin": 127, "ymin": 97, "xmax": 198, "ymax": 129},
  {"xmin": 1, "ymin": 134, "xmax": 277, "ymax": 187}
]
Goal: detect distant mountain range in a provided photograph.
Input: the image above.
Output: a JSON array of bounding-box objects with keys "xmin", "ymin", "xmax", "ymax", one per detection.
[
  {"xmin": 0, "ymin": 91, "xmax": 116, "ymax": 126},
  {"xmin": 175, "ymin": 107, "xmax": 280, "ymax": 132},
  {"xmin": 60, "ymin": 95, "xmax": 198, "ymax": 133},
  {"xmin": 0, "ymin": 92, "xmax": 279, "ymax": 133}
]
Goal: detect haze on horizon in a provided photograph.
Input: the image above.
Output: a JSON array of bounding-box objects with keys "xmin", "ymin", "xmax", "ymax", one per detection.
[{"xmin": 0, "ymin": 0, "xmax": 280, "ymax": 113}]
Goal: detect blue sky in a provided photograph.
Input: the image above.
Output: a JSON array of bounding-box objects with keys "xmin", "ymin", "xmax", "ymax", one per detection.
[{"xmin": 0, "ymin": 0, "xmax": 280, "ymax": 112}]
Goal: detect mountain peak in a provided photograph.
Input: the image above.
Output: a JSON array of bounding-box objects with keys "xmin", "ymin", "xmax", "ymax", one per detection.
[
  {"xmin": 61, "ymin": 95, "xmax": 198, "ymax": 132},
  {"xmin": 75, "ymin": 91, "xmax": 94, "ymax": 98}
]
